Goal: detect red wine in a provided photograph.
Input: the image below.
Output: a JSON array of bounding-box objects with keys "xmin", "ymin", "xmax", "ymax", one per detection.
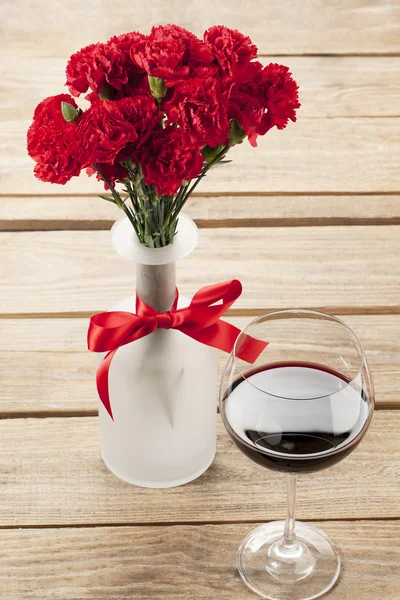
[{"xmin": 222, "ymin": 362, "xmax": 372, "ymax": 474}]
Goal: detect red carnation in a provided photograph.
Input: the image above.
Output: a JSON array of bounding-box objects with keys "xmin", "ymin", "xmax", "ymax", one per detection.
[
  {"xmin": 257, "ymin": 63, "xmax": 300, "ymax": 134},
  {"xmin": 77, "ymin": 100, "xmax": 138, "ymax": 166},
  {"xmin": 132, "ymin": 24, "xmax": 213, "ymax": 86},
  {"xmin": 141, "ymin": 126, "xmax": 204, "ymax": 196},
  {"xmin": 107, "ymin": 31, "xmax": 147, "ymax": 67},
  {"xmin": 27, "ymin": 94, "xmax": 81, "ymax": 184},
  {"xmin": 163, "ymin": 77, "xmax": 230, "ymax": 148},
  {"xmin": 114, "ymin": 95, "xmax": 162, "ymax": 162},
  {"xmin": 228, "ymin": 61, "xmax": 265, "ymax": 146},
  {"xmin": 228, "ymin": 62, "xmax": 300, "ymax": 146},
  {"xmin": 204, "ymin": 26, "xmax": 258, "ymax": 77},
  {"xmin": 66, "ymin": 43, "xmax": 109, "ymax": 96},
  {"xmin": 107, "ymin": 31, "xmax": 148, "ymax": 95},
  {"xmin": 66, "ymin": 33, "xmax": 147, "ymax": 97},
  {"xmin": 117, "ymin": 95, "xmax": 160, "ymax": 140}
]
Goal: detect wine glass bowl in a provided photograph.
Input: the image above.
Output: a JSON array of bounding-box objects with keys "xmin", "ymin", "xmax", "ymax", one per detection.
[{"xmin": 219, "ymin": 310, "xmax": 374, "ymax": 600}]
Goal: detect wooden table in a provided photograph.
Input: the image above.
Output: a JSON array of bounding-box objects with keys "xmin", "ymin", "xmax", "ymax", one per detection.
[{"xmin": 1, "ymin": 2, "xmax": 400, "ymax": 598}]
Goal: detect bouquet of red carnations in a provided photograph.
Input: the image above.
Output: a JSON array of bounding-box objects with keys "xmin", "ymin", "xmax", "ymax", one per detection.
[{"xmin": 27, "ymin": 25, "xmax": 300, "ymax": 247}]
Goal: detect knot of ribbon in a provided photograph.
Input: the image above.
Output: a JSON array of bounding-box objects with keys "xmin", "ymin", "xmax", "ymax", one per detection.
[
  {"xmin": 88, "ymin": 279, "xmax": 268, "ymax": 420},
  {"xmin": 155, "ymin": 311, "xmax": 173, "ymax": 329}
]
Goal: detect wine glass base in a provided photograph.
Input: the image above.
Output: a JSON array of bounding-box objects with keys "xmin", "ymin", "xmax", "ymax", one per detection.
[{"xmin": 237, "ymin": 521, "xmax": 341, "ymax": 600}]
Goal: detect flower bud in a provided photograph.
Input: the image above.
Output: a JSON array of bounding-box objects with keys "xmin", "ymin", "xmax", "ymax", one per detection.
[
  {"xmin": 229, "ymin": 119, "xmax": 247, "ymax": 145},
  {"xmin": 148, "ymin": 76, "xmax": 167, "ymax": 100},
  {"xmin": 61, "ymin": 102, "xmax": 80, "ymax": 123},
  {"xmin": 201, "ymin": 144, "xmax": 224, "ymax": 162}
]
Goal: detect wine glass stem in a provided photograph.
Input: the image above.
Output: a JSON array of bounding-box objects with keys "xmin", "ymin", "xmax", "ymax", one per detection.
[{"xmin": 283, "ymin": 473, "xmax": 297, "ymax": 545}]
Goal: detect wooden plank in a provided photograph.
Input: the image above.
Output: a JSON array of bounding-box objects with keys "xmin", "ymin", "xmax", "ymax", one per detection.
[
  {"xmin": 1, "ymin": 1, "xmax": 399, "ymax": 56},
  {"xmin": 0, "ymin": 227, "xmax": 399, "ymax": 315},
  {"xmin": 2, "ymin": 119, "xmax": 400, "ymax": 195},
  {"xmin": 0, "ymin": 521, "xmax": 399, "ymax": 599},
  {"xmin": 0, "ymin": 315, "xmax": 398, "ymax": 415},
  {"xmin": 2, "ymin": 57, "xmax": 400, "ymax": 122},
  {"xmin": 0, "ymin": 413, "xmax": 399, "ymax": 526},
  {"xmin": 1, "ymin": 195, "xmax": 400, "ymax": 231}
]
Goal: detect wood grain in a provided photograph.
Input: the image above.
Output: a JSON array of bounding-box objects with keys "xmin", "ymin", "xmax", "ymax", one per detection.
[
  {"xmin": 0, "ymin": 226, "xmax": 399, "ymax": 315},
  {"xmin": 0, "ymin": 413, "xmax": 398, "ymax": 526},
  {"xmin": 2, "ymin": 57, "xmax": 400, "ymax": 122},
  {"xmin": 1, "ymin": 0, "xmax": 399, "ymax": 56},
  {"xmin": 0, "ymin": 315, "xmax": 398, "ymax": 415},
  {"xmin": 1, "ymin": 195, "xmax": 400, "ymax": 231},
  {"xmin": 3, "ymin": 119, "xmax": 400, "ymax": 195},
  {"xmin": 0, "ymin": 521, "xmax": 399, "ymax": 599}
]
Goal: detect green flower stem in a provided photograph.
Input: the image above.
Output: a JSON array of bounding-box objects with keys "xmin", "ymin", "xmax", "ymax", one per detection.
[
  {"xmin": 173, "ymin": 143, "xmax": 231, "ymax": 217},
  {"xmin": 95, "ymin": 143, "xmax": 232, "ymax": 248}
]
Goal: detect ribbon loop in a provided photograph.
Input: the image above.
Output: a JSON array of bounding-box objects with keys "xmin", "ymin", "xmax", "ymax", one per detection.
[{"xmin": 88, "ymin": 280, "xmax": 268, "ymax": 420}]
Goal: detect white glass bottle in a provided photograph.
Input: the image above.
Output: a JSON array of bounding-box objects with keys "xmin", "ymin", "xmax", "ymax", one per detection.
[{"xmin": 97, "ymin": 213, "xmax": 217, "ymax": 487}]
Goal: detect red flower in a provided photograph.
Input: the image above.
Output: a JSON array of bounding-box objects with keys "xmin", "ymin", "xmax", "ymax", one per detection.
[
  {"xmin": 141, "ymin": 126, "xmax": 204, "ymax": 196},
  {"xmin": 28, "ymin": 27, "xmax": 300, "ymax": 201},
  {"xmin": 77, "ymin": 100, "xmax": 138, "ymax": 166},
  {"xmin": 27, "ymin": 94, "xmax": 81, "ymax": 184},
  {"xmin": 163, "ymin": 77, "xmax": 229, "ymax": 148},
  {"xmin": 204, "ymin": 26, "xmax": 258, "ymax": 77},
  {"xmin": 256, "ymin": 63, "xmax": 300, "ymax": 134},
  {"xmin": 228, "ymin": 61, "xmax": 265, "ymax": 146},
  {"xmin": 107, "ymin": 31, "xmax": 147, "ymax": 69},
  {"xmin": 114, "ymin": 95, "xmax": 162, "ymax": 162},
  {"xmin": 117, "ymin": 95, "xmax": 160, "ymax": 141},
  {"xmin": 66, "ymin": 33, "xmax": 147, "ymax": 97},
  {"xmin": 131, "ymin": 24, "xmax": 213, "ymax": 86},
  {"xmin": 106, "ymin": 32, "xmax": 148, "ymax": 95},
  {"xmin": 228, "ymin": 62, "xmax": 300, "ymax": 146}
]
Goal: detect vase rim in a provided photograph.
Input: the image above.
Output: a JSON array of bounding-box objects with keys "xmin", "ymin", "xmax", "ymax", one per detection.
[{"xmin": 110, "ymin": 212, "xmax": 199, "ymax": 265}]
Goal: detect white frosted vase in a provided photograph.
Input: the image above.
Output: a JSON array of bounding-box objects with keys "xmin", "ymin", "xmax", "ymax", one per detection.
[{"xmin": 98, "ymin": 213, "xmax": 218, "ymax": 487}]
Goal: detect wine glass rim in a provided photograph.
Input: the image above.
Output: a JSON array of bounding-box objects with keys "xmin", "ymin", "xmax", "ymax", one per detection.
[{"xmin": 233, "ymin": 308, "xmax": 366, "ymax": 401}]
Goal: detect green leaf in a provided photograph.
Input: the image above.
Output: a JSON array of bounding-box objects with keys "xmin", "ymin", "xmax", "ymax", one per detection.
[
  {"xmin": 144, "ymin": 234, "xmax": 155, "ymax": 248},
  {"xmin": 169, "ymin": 226, "xmax": 177, "ymax": 241},
  {"xmin": 98, "ymin": 194, "xmax": 116, "ymax": 204}
]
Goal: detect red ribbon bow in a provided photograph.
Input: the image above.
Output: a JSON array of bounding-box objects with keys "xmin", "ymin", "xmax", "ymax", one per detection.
[{"xmin": 88, "ymin": 280, "xmax": 268, "ymax": 419}]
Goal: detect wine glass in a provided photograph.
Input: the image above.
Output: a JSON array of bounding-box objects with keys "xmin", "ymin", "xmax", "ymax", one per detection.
[{"xmin": 219, "ymin": 309, "xmax": 374, "ymax": 600}]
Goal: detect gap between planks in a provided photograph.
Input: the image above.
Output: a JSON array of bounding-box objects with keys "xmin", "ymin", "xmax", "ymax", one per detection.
[
  {"xmin": 3, "ymin": 217, "xmax": 400, "ymax": 232},
  {"xmin": 258, "ymin": 53, "xmax": 400, "ymax": 58},
  {"xmin": 2, "ymin": 193, "xmax": 399, "ymax": 230},
  {"xmin": 0, "ymin": 515, "xmax": 399, "ymax": 530},
  {"xmin": 1, "ymin": 307, "xmax": 399, "ymax": 319},
  {"xmin": 3, "ymin": 191, "xmax": 400, "ymax": 198},
  {"xmin": 0, "ymin": 404, "xmax": 396, "ymax": 421}
]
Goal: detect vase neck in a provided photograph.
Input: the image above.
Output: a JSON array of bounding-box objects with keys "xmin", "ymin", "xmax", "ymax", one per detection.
[{"xmin": 136, "ymin": 262, "xmax": 176, "ymax": 312}]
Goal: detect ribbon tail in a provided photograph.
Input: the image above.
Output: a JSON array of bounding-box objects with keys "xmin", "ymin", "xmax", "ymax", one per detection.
[
  {"xmin": 183, "ymin": 320, "xmax": 268, "ymax": 363},
  {"xmin": 96, "ymin": 348, "xmax": 118, "ymax": 420},
  {"xmin": 235, "ymin": 331, "xmax": 269, "ymax": 363}
]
